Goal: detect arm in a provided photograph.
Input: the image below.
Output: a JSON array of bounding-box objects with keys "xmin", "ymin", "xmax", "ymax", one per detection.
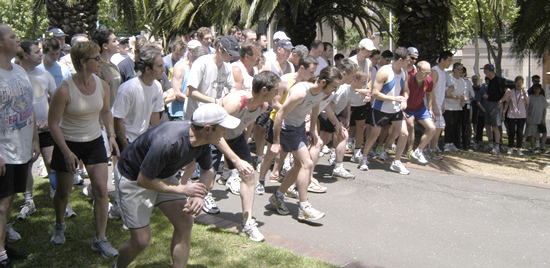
[
  {"xmin": 232, "ymin": 65, "xmax": 244, "ymax": 91},
  {"xmin": 31, "ymin": 111, "xmax": 40, "ymax": 162},
  {"xmin": 372, "ymin": 67, "xmax": 406, "ymax": 103},
  {"xmin": 113, "ymin": 117, "xmax": 129, "ymax": 151},
  {"xmin": 163, "ymin": 88, "xmax": 176, "ymax": 105},
  {"xmin": 187, "ymin": 85, "xmax": 219, "ymax": 104},
  {"xmin": 48, "ymin": 82, "xmax": 79, "ymax": 172},
  {"xmin": 271, "ymin": 78, "xmax": 288, "ymax": 111},
  {"xmin": 324, "ymin": 102, "xmax": 343, "ymax": 136},
  {"xmin": 185, "ymin": 167, "xmax": 214, "ymax": 215},
  {"xmin": 136, "ymin": 171, "xmax": 207, "ymax": 197},
  {"xmin": 171, "ymin": 61, "xmax": 186, "ymax": 98},
  {"xmin": 310, "ymin": 104, "xmax": 320, "ymax": 144},
  {"xmin": 100, "ymin": 81, "xmax": 120, "ymax": 157},
  {"xmin": 497, "ymin": 89, "xmax": 511, "ymax": 109},
  {"xmin": 400, "ymin": 79, "xmax": 410, "ymax": 111},
  {"xmin": 271, "ymin": 87, "xmax": 306, "ymax": 154},
  {"xmin": 150, "ymin": 112, "xmax": 161, "ymax": 127},
  {"xmin": 445, "ymin": 85, "xmax": 457, "ymax": 98},
  {"xmin": 215, "ymin": 137, "xmax": 253, "ymax": 174}
]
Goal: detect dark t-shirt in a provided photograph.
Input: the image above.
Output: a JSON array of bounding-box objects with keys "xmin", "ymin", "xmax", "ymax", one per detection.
[
  {"xmin": 487, "ymin": 75, "xmax": 507, "ymax": 102},
  {"xmin": 118, "ymin": 57, "xmax": 135, "ymax": 84},
  {"xmin": 117, "ymin": 121, "xmax": 212, "ymax": 181}
]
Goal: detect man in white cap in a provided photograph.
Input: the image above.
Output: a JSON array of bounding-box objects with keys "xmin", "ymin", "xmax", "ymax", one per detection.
[
  {"xmin": 348, "ymin": 38, "xmax": 376, "ymax": 162},
  {"xmin": 113, "ymin": 103, "xmax": 240, "ymax": 268},
  {"xmin": 263, "ymin": 31, "xmax": 290, "ymax": 62},
  {"xmin": 406, "ymin": 47, "xmax": 418, "ymax": 76}
]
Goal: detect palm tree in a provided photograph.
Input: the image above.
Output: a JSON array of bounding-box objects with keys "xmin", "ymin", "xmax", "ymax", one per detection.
[
  {"xmin": 510, "ymin": 0, "xmax": 550, "ymax": 60},
  {"xmin": 391, "ymin": 0, "xmax": 452, "ymax": 65}
]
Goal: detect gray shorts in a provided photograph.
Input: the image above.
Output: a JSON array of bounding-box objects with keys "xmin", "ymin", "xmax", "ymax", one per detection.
[
  {"xmin": 114, "ymin": 164, "xmax": 186, "ymax": 229},
  {"xmin": 484, "ymin": 101, "xmax": 502, "ymax": 126},
  {"xmin": 280, "ymin": 122, "xmax": 308, "ymax": 152}
]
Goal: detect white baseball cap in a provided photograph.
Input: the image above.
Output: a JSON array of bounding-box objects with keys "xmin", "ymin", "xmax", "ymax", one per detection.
[
  {"xmin": 273, "ymin": 31, "xmax": 290, "ymax": 41},
  {"xmin": 359, "ymin": 38, "xmax": 376, "ymax": 51},
  {"xmin": 407, "ymin": 47, "xmax": 419, "ymax": 57},
  {"xmin": 187, "ymin": 40, "xmax": 202, "ymax": 50},
  {"xmin": 192, "ymin": 103, "xmax": 240, "ymax": 129}
]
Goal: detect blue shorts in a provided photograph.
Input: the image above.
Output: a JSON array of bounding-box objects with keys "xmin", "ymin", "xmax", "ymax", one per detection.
[
  {"xmin": 280, "ymin": 123, "xmax": 308, "ymax": 152},
  {"xmin": 404, "ymin": 106, "xmax": 431, "ymax": 121}
]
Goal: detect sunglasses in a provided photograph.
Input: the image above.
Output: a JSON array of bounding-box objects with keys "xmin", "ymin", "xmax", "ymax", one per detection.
[{"xmin": 86, "ymin": 56, "xmax": 101, "ymax": 62}]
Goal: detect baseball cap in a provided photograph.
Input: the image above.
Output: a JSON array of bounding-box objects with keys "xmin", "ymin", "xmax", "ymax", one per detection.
[
  {"xmin": 192, "ymin": 103, "xmax": 241, "ymax": 129},
  {"xmin": 273, "ymin": 31, "xmax": 290, "ymax": 41},
  {"xmin": 48, "ymin": 28, "xmax": 67, "ymax": 37},
  {"xmin": 277, "ymin": 39, "xmax": 294, "ymax": 50},
  {"xmin": 407, "ymin": 47, "xmax": 419, "ymax": 57},
  {"xmin": 219, "ymin": 36, "xmax": 240, "ymax": 58},
  {"xmin": 187, "ymin": 40, "xmax": 202, "ymax": 50},
  {"xmin": 481, "ymin": 64, "xmax": 495, "ymax": 72},
  {"xmin": 359, "ymin": 38, "xmax": 376, "ymax": 51}
]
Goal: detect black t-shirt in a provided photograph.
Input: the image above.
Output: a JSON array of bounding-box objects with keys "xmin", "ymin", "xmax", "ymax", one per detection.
[
  {"xmin": 487, "ymin": 75, "xmax": 507, "ymax": 101},
  {"xmin": 117, "ymin": 121, "xmax": 212, "ymax": 181},
  {"xmin": 118, "ymin": 57, "xmax": 136, "ymax": 84}
]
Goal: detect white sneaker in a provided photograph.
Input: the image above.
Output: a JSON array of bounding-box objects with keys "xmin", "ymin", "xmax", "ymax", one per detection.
[
  {"xmin": 226, "ymin": 175, "xmax": 241, "ymax": 195},
  {"xmin": 444, "ymin": 143, "xmax": 451, "ymax": 153},
  {"xmin": 285, "ymin": 186, "xmax": 299, "ymax": 199},
  {"xmin": 241, "ymin": 219, "xmax": 265, "ymax": 242},
  {"xmin": 50, "ymin": 223, "xmax": 66, "ymax": 245},
  {"xmin": 517, "ymin": 149, "xmax": 524, "ymax": 156},
  {"xmin": 255, "ymin": 182, "xmax": 265, "ymax": 195},
  {"xmin": 412, "ymin": 148, "xmax": 428, "ymax": 164},
  {"xmin": 203, "ymin": 193, "xmax": 220, "ymax": 214},
  {"xmin": 38, "ymin": 162, "xmax": 48, "ymax": 178},
  {"xmin": 332, "ymin": 168, "xmax": 355, "ymax": 179},
  {"xmin": 377, "ymin": 148, "xmax": 387, "ymax": 161},
  {"xmin": 109, "ymin": 203, "xmax": 122, "ymax": 220},
  {"xmin": 73, "ymin": 173, "xmax": 84, "ymax": 185},
  {"xmin": 298, "ymin": 203, "xmax": 325, "ymax": 221},
  {"xmin": 17, "ymin": 201, "xmax": 36, "ymax": 220},
  {"xmin": 450, "ymin": 144, "xmax": 460, "ymax": 152},
  {"xmin": 6, "ymin": 222, "xmax": 21, "ymax": 242},
  {"xmin": 507, "ymin": 148, "xmax": 514, "ymax": 155},
  {"xmin": 350, "ymin": 151, "xmax": 362, "ymax": 163},
  {"xmin": 65, "ymin": 205, "xmax": 77, "ymax": 218},
  {"xmin": 78, "ymin": 168, "xmax": 89, "ymax": 179},
  {"xmin": 321, "ymin": 145, "xmax": 331, "ymax": 154},
  {"xmin": 82, "ymin": 184, "xmax": 93, "ymax": 198},
  {"xmin": 390, "ymin": 160, "xmax": 410, "ymax": 175},
  {"xmin": 358, "ymin": 157, "xmax": 369, "ymax": 171},
  {"xmin": 328, "ymin": 151, "xmax": 336, "ymax": 165},
  {"xmin": 391, "ymin": 143, "xmax": 397, "ymax": 152}
]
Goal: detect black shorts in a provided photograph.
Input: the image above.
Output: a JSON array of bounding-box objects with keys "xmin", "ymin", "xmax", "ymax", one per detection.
[
  {"xmin": 351, "ymin": 104, "xmax": 370, "ymax": 121},
  {"xmin": 371, "ymin": 109, "xmax": 404, "ymax": 127},
  {"xmin": 265, "ymin": 119, "xmax": 275, "ymax": 144},
  {"xmin": 51, "ymin": 136, "xmax": 108, "ymax": 172},
  {"xmin": 0, "ymin": 162, "xmax": 30, "ymax": 198},
  {"xmin": 38, "ymin": 131, "xmax": 55, "ymax": 148},
  {"xmin": 211, "ymin": 133, "xmax": 253, "ymax": 174},
  {"xmin": 255, "ymin": 106, "xmax": 273, "ymax": 128},
  {"xmin": 538, "ymin": 124, "xmax": 547, "ymax": 134},
  {"xmin": 318, "ymin": 112, "xmax": 343, "ymax": 133}
]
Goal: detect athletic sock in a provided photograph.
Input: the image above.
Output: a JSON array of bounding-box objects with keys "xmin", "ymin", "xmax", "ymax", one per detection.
[
  {"xmin": 275, "ymin": 190, "xmax": 285, "ymax": 198},
  {"xmin": 299, "ymin": 201, "xmax": 309, "ymax": 210},
  {"xmin": 334, "ymin": 162, "xmax": 343, "ymax": 170},
  {"xmin": 23, "ymin": 191, "xmax": 33, "ymax": 203},
  {"xmin": 0, "ymin": 250, "xmax": 7, "ymax": 262}
]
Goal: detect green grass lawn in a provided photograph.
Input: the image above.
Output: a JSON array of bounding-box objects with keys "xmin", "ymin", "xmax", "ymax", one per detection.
[{"xmin": 8, "ymin": 178, "xmax": 337, "ymax": 268}]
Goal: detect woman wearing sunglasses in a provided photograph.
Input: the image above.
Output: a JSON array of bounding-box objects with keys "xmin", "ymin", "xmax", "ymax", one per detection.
[{"xmin": 48, "ymin": 41, "xmax": 120, "ymax": 258}]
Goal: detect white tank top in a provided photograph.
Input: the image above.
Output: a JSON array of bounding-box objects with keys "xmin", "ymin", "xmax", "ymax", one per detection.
[
  {"xmin": 432, "ymin": 65, "xmax": 447, "ymax": 108},
  {"xmin": 373, "ymin": 68, "xmax": 406, "ymax": 113},
  {"xmin": 232, "ymin": 61, "xmax": 255, "ymax": 91},
  {"xmin": 60, "ymin": 74, "xmax": 104, "ymax": 142},
  {"xmin": 224, "ymin": 93, "xmax": 264, "ymax": 140},
  {"xmin": 283, "ymin": 82, "xmax": 324, "ymax": 127}
]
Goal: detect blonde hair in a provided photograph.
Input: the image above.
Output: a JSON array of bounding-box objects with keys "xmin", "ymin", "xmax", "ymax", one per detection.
[{"xmin": 71, "ymin": 41, "xmax": 100, "ymax": 72}]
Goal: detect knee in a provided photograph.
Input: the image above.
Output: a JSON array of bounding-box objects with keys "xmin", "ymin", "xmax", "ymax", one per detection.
[
  {"xmin": 132, "ymin": 234, "xmax": 151, "ymax": 251},
  {"xmin": 300, "ymin": 159, "xmax": 313, "ymax": 170},
  {"xmin": 91, "ymin": 184, "xmax": 108, "ymax": 200}
]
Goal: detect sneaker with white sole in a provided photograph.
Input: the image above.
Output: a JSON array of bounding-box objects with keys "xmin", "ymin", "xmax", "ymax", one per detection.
[
  {"xmin": 255, "ymin": 182, "xmax": 265, "ymax": 195},
  {"xmin": 298, "ymin": 203, "xmax": 325, "ymax": 221},
  {"xmin": 328, "ymin": 151, "xmax": 335, "ymax": 165},
  {"xmin": 17, "ymin": 201, "xmax": 36, "ymax": 220},
  {"xmin": 450, "ymin": 144, "xmax": 460, "ymax": 152},
  {"xmin": 269, "ymin": 193, "xmax": 289, "ymax": 215},
  {"xmin": 241, "ymin": 219, "xmax": 265, "ymax": 242},
  {"xmin": 91, "ymin": 237, "xmax": 118, "ymax": 258},
  {"xmin": 321, "ymin": 145, "xmax": 331, "ymax": 154},
  {"xmin": 109, "ymin": 203, "xmax": 122, "ymax": 220},
  {"xmin": 390, "ymin": 160, "xmax": 410, "ymax": 175},
  {"xmin": 307, "ymin": 178, "xmax": 327, "ymax": 193},
  {"xmin": 78, "ymin": 168, "xmax": 89, "ymax": 179},
  {"xmin": 226, "ymin": 176, "xmax": 241, "ymax": 195},
  {"xmin": 65, "ymin": 205, "xmax": 76, "ymax": 218},
  {"xmin": 6, "ymin": 223, "xmax": 21, "ymax": 242},
  {"xmin": 412, "ymin": 148, "xmax": 428, "ymax": 164},
  {"xmin": 517, "ymin": 149, "xmax": 524, "ymax": 156},
  {"xmin": 377, "ymin": 148, "xmax": 387, "ymax": 161},
  {"xmin": 350, "ymin": 152, "xmax": 362, "ymax": 163},
  {"xmin": 73, "ymin": 173, "xmax": 84, "ymax": 185},
  {"xmin": 332, "ymin": 168, "xmax": 355, "ymax": 179},
  {"xmin": 203, "ymin": 193, "xmax": 220, "ymax": 214},
  {"xmin": 507, "ymin": 148, "xmax": 514, "ymax": 155},
  {"xmin": 285, "ymin": 186, "xmax": 299, "ymax": 199},
  {"xmin": 358, "ymin": 157, "xmax": 369, "ymax": 171},
  {"xmin": 50, "ymin": 223, "xmax": 66, "ymax": 245}
]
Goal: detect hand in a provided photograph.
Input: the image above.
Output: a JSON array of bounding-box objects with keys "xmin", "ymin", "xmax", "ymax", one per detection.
[
  {"xmin": 181, "ymin": 182, "xmax": 208, "ymax": 198},
  {"xmin": 363, "ymin": 95, "xmax": 371, "ymax": 103},
  {"xmin": 64, "ymin": 151, "xmax": 79, "ymax": 173},
  {"xmin": 310, "ymin": 131, "xmax": 318, "ymax": 146},
  {"xmin": 338, "ymin": 126, "xmax": 348, "ymax": 140},
  {"xmin": 31, "ymin": 139, "xmax": 40, "ymax": 162},
  {"xmin": 429, "ymin": 110, "xmax": 434, "ymax": 119},
  {"xmin": 434, "ymin": 108, "xmax": 440, "ymax": 117},
  {"xmin": 270, "ymin": 143, "xmax": 281, "ymax": 155},
  {"xmin": 497, "ymin": 101, "xmax": 502, "ymax": 109},
  {"xmin": 38, "ymin": 121, "xmax": 49, "ymax": 131},
  {"xmin": 184, "ymin": 197, "xmax": 204, "ymax": 216},
  {"xmin": 109, "ymin": 136, "xmax": 120, "ymax": 157},
  {"xmin": 394, "ymin": 96, "xmax": 406, "ymax": 103},
  {"xmin": 234, "ymin": 159, "xmax": 254, "ymax": 176},
  {"xmin": 0, "ymin": 157, "xmax": 5, "ymax": 177},
  {"xmin": 400, "ymin": 101, "xmax": 408, "ymax": 111}
]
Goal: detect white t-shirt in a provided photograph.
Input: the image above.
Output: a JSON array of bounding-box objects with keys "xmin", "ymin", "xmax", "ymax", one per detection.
[
  {"xmin": 349, "ymin": 55, "xmax": 372, "ymax": 107},
  {"xmin": 184, "ymin": 55, "xmax": 235, "ymax": 120},
  {"xmin": 314, "ymin": 56, "xmax": 329, "ymax": 75},
  {"xmin": 0, "ymin": 64, "xmax": 35, "ymax": 164},
  {"xmin": 26, "ymin": 68, "xmax": 56, "ymax": 131},
  {"xmin": 112, "ymin": 77, "xmax": 164, "ymax": 142},
  {"xmin": 432, "ymin": 65, "xmax": 453, "ymax": 108},
  {"xmin": 446, "ymin": 75, "xmax": 466, "ymax": 111},
  {"xmin": 332, "ymin": 83, "xmax": 353, "ymax": 114}
]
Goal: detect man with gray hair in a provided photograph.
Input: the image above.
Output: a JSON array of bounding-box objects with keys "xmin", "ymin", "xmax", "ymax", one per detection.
[
  {"xmin": 287, "ymin": 44, "xmax": 308, "ymax": 69},
  {"xmin": 59, "ymin": 33, "xmax": 89, "ymax": 74}
]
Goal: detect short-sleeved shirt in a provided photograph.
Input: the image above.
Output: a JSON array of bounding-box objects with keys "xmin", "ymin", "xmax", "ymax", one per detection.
[
  {"xmin": 0, "ymin": 64, "xmax": 35, "ymax": 164},
  {"xmin": 332, "ymin": 83, "xmax": 353, "ymax": 115},
  {"xmin": 487, "ymin": 75, "xmax": 507, "ymax": 102},
  {"xmin": 475, "ymin": 86, "xmax": 489, "ymax": 117},
  {"xmin": 314, "ymin": 56, "xmax": 329, "ymax": 75},
  {"xmin": 349, "ymin": 56, "xmax": 372, "ymax": 107},
  {"xmin": 117, "ymin": 121, "xmax": 212, "ymax": 180},
  {"xmin": 184, "ymin": 55, "xmax": 235, "ymax": 120},
  {"xmin": 446, "ymin": 75, "xmax": 466, "ymax": 111},
  {"xmin": 99, "ymin": 61, "xmax": 122, "ymax": 107},
  {"xmin": 26, "ymin": 68, "xmax": 57, "ymax": 128},
  {"xmin": 117, "ymin": 57, "xmax": 136, "ymax": 84},
  {"xmin": 37, "ymin": 62, "xmax": 70, "ymax": 87},
  {"xmin": 112, "ymin": 77, "xmax": 164, "ymax": 142},
  {"xmin": 163, "ymin": 54, "xmax": 178, "ymax": 78},
  {"xmin": 527, "ymin": 95, "xmax": 548, "ymax": 125},
  {"xmin": 406, "ymin": 72, "xmax": 433, "ymax": 112}
]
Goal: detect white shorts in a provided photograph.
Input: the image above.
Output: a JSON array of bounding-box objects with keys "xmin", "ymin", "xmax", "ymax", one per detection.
[
  {"xmin": 114, "ymin": 164, "xmax": 186, "ymax": 229},
  {"xmin": 434, "ymin": 105, "xmax": 445, "ymax": 129}
]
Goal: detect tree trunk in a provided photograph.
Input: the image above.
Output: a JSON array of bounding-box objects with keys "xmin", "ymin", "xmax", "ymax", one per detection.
[{"xmin": 46, "ymin": 0, "xmax": 100, "ymax": 42}]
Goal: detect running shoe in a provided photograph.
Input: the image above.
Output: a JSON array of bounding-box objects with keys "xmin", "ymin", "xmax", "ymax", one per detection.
[
  {"xmin": 307, "ymin": 178, "xmax": 327, "ymax": 193},
  {"xmin": 285, "ymin": 186, "xmax": 299, "ymax": 199},
  {"xmin": 65, "ymin": 205, "xmax": 77, "ymax": 218},
  {"xmin": 412, "ymin": 148, "xmax": 428, "ymax": 164},
  {"xmin": 73, "ymin": 173, "xmax": 84, "ymax": 185},
  {"xmin": 358, "ymin": 157, "xmax": 369, "ymax": 171},
  {"xmin": 269, "ymin": 193, "xmax": 289, "ymax": 215},
  {"xmin": 298, "ymin": 203, "xmax": 325, "ymax": 221},
  {"xmin": 377, "ymin": 148, "xmax": 387, "ymax": 161},
  {"xmin": 17, "ymin": 201, "xmax": 36, "ymax": 220},
  {"xmin": 390, "ymin": 160, "xmax": 410, "ymax": 175},
  {"xmin": 321, "ymin": 145, "xmax": 331, "ymax": 154},
  {"xmin": 91, "ymin": 237, "xmax": 118, "ymax": 258},
  {"xmin": 50, "ymin": 223, "xmax": 66, "ymax": 245},
  {"xmin": 6, "ymin": 223, "xmax": 21, "ymax": 242},
  {"xmin": 241, "ymin": 218, "xmax": 265, "ymax": 242},
  {"xmin": 203, "ymin": 193, "xmax": 220, "ymax": 214},
  {"xmin": 332, "ymin": 168, "xmax": 355, "ymax": 179},
  {"xmin": 255, "ymin": 182, "xmax": 265, "ymax": 195},
  {"xmin": 226, "ymin": 176, "xmax": 241, "ymax": 195}
]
